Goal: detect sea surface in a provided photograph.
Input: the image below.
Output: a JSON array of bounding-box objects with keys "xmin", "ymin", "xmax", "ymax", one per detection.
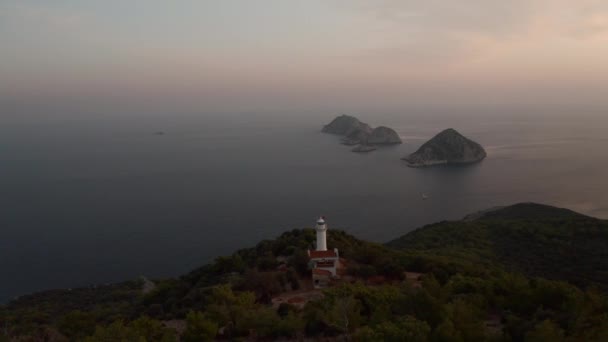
[{"xmin": 2, "ymin": 110, "xmax": 608, "ymax": 302}]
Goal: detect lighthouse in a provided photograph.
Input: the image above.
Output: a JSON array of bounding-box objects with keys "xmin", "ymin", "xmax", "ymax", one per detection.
[
  {"xmin": 315, "ymin": 216, "xmax": 327, "ymax": 251},
  {"xmin": 308, "ymin": 216, "xmax": 341, "ymax": 288}
]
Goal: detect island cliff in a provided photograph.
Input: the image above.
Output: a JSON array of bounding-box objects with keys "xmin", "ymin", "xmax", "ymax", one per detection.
[{"xmin": 403, "ymin": 128, "xmax": 486, "ymax": 167}]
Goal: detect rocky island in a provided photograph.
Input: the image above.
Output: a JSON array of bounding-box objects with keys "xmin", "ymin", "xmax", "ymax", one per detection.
[
  {"xmin": 322, "ymin": 115, "xmax": 402, "ymax": 152},
  {"xmin": 403, "ymin": 128, "xmax": 486, "ymax": 167},
  {"xmin": 321, "ymin": 114, "xmax": 372, "ymax": 136},
  {"xmin": 367, "ymin": 126, "xmax": 402, "ymax": 145}
]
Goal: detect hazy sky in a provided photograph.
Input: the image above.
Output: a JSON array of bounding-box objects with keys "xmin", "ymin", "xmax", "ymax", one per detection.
[{"xmin": 2, "ymin": 0, "xmax": 608, "ymax": 113}]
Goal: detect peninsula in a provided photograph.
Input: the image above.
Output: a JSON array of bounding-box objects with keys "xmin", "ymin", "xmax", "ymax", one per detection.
[{"xmin": 3, "ymin": 203, "xmax": 608, "ymax": 341}]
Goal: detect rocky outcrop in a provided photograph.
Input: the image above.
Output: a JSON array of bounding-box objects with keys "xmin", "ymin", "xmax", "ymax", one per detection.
[
  {"xmin": 403, "ymin": 128, "xmax": 486, "ymax": 167},
  {"xmin": 367, "ymin": 126, "xmax": 402, "ymax": 145},
  {"xmin": 322, "ymin": 115, "xmax": 372, "ymax": 136},
  {"xmin": 341, "ymin": 127, "xmax": 373, "ymax": 146},
  {"xmin": 323, "ymin": 115, "xmax": 401, "ymax": 152}
]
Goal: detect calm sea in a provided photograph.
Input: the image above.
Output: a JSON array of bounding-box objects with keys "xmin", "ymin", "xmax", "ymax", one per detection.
[{"xmin": 2, "ymin": 110, "xmax": 608, "ymax": 302}]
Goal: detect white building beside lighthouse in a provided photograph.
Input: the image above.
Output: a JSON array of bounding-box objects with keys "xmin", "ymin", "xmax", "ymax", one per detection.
[{"xmin": 308, "ymin": 216, "xmax": 342, "ymax": 288}]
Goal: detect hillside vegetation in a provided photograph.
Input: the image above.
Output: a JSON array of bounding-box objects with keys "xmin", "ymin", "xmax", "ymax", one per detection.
[
  {"xmin": 2, "ymin": 203, "xmax": 608, "ymax": 341},
  {"xmin": 388, "ymin": 203, "xmax": 608, "ymax": 289}
]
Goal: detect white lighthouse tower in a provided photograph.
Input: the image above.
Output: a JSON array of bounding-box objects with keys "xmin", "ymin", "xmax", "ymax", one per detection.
[
  {"xmin": 308, "ymin": 216, "xmax": 341, "ymax": 288},
  {"xmin": 315, "ymin": 216, "xmax": 328, "ymax": 251}
]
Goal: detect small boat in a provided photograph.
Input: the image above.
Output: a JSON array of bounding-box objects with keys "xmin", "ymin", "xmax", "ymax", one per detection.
[{"xmin": 421, "ymin": 193, "xmax": 429, "ymax": 200}]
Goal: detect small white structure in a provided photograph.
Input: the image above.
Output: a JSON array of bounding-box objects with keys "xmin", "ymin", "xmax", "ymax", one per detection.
[
  {"xmin": 308, "ymin": 216, "xmax": 342, "ymax": 288},
  {"xmin": 315, "ymin": 217, "xmax": 328, "ymax": 251}
]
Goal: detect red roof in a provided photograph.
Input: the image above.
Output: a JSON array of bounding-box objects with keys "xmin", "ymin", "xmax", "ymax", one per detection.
[
  {"xmin": 309, "ymin": 250, "xmax": 337, "ymax": 259},
  {"xmin": 312, "ymin": 268, "xmax": 332, "ymax": 276}
]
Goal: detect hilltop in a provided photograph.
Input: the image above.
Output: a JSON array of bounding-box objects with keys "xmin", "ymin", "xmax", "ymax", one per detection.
[
  {"xmin": 388, "ymin": 203, "xmax": 608, "ymax": 288},
  {"xmin": 3, "ymin": 203, "xmax": 608, "ymax": 341},
  {"xmin": 462, "ymin": 202, "xmax": 592, "ymax": 221}
]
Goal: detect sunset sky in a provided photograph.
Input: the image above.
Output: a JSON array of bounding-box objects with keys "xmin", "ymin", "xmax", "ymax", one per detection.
[{"xmin": 2, "ymin": 0, "xmax": 608, "ymax": 113}]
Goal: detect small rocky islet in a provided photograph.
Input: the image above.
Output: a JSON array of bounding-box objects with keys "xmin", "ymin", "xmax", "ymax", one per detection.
[
  {"xmin": 322, "ymin": 115, "xmax": 402, "ymax": 153},
  {"xmin": 351, "ymin": 144, "xmax": 377, "ymax": 153},
  {"xmin": 322, "ymin": 115, "xmax": 486, "ymax": 165}
]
